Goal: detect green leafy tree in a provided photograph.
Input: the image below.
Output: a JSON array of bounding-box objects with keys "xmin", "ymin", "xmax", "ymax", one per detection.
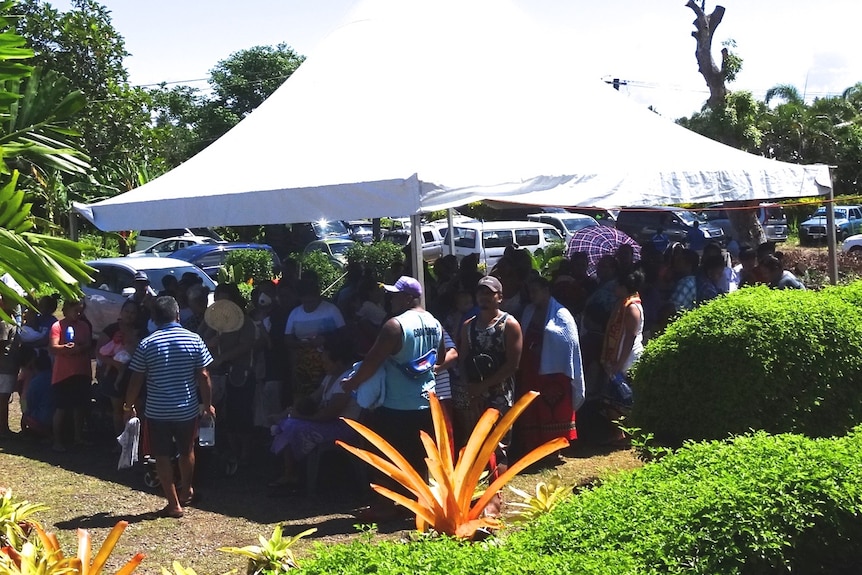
[
  {"xmin": 0, "ymin": 1, "xmax": 92, "ymax": 313},
  {"xmin": 148, "ymin": 43, "xmax": 305, "ymax": 164},
  {"xmin": 15, "ymin": 0, "xmax": 154, "ymax": 171}
]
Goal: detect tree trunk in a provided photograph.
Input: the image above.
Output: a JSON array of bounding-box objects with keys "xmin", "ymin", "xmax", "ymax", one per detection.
[
  {"xmin": 687, "ymin": 0, "xmax": 728, "ymax": 110},
  {"xmin": 727, "ymin": 201, "xmax": 766, "ymax": 247}
]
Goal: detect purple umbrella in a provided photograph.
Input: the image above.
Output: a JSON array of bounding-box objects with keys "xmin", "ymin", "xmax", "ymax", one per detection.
[{"xmin": 564, "ymin": 226, "xmax": 641, "ymax": 277}]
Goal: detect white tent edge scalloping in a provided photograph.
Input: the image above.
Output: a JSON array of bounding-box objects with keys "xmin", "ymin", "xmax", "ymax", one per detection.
[{"xmin": 72, "ymin": 162, "xmax": 832, "ymax": 232}]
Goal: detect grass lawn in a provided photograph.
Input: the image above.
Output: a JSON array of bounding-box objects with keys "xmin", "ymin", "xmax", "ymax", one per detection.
[{"xmin": 1, "ymin": 400, "xmax": 641, "ymax": 574}]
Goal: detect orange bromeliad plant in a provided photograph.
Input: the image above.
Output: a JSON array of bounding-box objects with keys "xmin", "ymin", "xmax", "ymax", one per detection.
[
  {"xmin": 337, "ymin": 390, "xmax": 568, "ymax": 539},
  {"xmin": 0, "ymin": 520, "xmax": 144, "ymax": 575}
]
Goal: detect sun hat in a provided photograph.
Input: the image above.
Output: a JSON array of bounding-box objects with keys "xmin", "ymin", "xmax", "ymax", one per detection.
[
  {"xmin": 382, "ymin": 276, "xmax": 422, "ymax": 297},
  {"xmin": 204, "ymin": 299, "xmax": 245, "ymax": 333}
]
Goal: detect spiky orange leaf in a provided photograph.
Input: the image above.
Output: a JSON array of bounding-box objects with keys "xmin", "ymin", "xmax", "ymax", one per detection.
[
  {"xmin": 338, "ymin": 419, "xmax": 433, "ymax": 500},
  {"xmin": 453, "ymin": 408, "xmax": 501, "ymax": 510},
  {"xmin": 115, "ymin": 552, "xmax": 146, "ymax": 575},
  {"xmin": 368, "ymin": 484, "xmax": 436, "ymax": 527},
  {"xmin": 90, "ymin": 520, "xmax": 129, "ymax": 575},
  {"xmin": 336, "ymin": 440, "xmax": 438, "ymax": 511},
  {"xmin": 77, "ymin": 528, "xmax": 91, "ymax": 574},
  {"xmin": 469, "ymin": 437, "xmax": 569, "ymax": 520},
  {"xmin": 459, "ymin": 391, "xmax": 540, "ymax": 510},
  {"xmin": 428, "ymin": 393, "xmax": 454, "ymax": 474}
]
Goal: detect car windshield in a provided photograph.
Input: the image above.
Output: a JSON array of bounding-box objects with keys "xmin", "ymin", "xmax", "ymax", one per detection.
[
  {"xmin": 312, "ymin": 220, "xmax": 349, "ymax": 236},
  {"xmin": 384, "ymin": 233, "xmax": 410, "ymax": 246},
  {"xmin": 674, "ymin": 210, "xmax": 700, "ymax": 226},
  {"xmin": 763, "ymin": 206, "xmax": 785, "ymax": 221},
  {"xmin": 147, "ymin": 266, "xmax": 216, "ymax": 291},
  {"xmin": 329, "ymin": 242, "xmax": 353, "ymax": 255},
  {"xmin": 560, "ymin": 217, "xmax": 598, "ymax": 232},
  {"xmin": 814, "ymin": 207, "xmax": 846, "ymax": 219},
  {"xmin": 352, "ymin": 225, "xmax": 372, "ymax": 234}
]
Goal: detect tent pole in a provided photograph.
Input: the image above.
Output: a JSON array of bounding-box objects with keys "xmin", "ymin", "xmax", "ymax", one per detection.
[
  {"xmin": 410, "ymin": 213, "xmax": 425, "ymax": 306},
  {"xmin": 826, "ymin": 184, "xmax": 838, "ymax": 285},
  {"xmin": 446, "ymin": 208, "xmax": 455, "ymax": 256}
]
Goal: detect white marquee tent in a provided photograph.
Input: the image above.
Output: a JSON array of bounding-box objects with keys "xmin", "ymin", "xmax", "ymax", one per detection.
[{"xmin": 73, "ymin": 0, "xmax": 830, "ymax": 233}]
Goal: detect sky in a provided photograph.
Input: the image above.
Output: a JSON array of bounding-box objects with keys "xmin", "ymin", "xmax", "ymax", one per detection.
[{"xmin": 49, "ymin": 0, "xmax": 862, "ymax": 119}]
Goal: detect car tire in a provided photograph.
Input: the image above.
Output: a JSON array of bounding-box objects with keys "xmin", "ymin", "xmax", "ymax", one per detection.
[{"xmin": 849, "ymin": 245, "xmax": 862, "ymax": 254}]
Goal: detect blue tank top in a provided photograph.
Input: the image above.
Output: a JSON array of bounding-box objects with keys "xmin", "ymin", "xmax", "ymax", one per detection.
[{"xmin": 383, "ymin": 309, "xmax": 441, "ymax": 410}]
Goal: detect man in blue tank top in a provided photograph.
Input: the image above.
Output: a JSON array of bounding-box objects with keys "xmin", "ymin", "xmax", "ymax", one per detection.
[{"xmin": 342, "ymin": 275, "xmax": 444, "ymax": 521}]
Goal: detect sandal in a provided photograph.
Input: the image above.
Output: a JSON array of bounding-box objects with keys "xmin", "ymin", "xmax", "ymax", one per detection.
[
  {"xmin": 156, "ymin": 506, "xmax": 184, "ymax": 519},
  {"xmin": 180, "ymin": 488, "xmax": 197, "ymax": 507}
]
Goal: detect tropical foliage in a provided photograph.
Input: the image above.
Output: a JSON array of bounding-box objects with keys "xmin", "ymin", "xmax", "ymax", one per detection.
[
  {"xmin": 218, "ymin": 525, "xmax": 316, "ymax": 574},
  {"xmin": 0, "ymin": 512, "xmax": 144, "ymax": 575},
  {"xmin": 506, "ymin": 475, "xmax": 573, "ymax": 524},
  {"xmin": 0, "ymin": 4, "xmax": 92, "ymax": 312},
  {"xmin": 337, "ymin": 392, "xmax": 568, "ymax": 539}
]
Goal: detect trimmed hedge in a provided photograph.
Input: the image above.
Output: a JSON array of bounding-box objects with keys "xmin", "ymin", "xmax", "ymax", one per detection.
[
  {"xmin": 297, "ymin": 428, "xmax": 862, "ymax": 575},
  {"xmin": 630, "ymin": 284, "xmax": 862, "ymax": 444}
]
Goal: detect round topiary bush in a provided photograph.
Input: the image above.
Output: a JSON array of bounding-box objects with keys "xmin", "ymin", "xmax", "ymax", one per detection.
[{"xmin": 629, "ymin": 283, "xmax": 862, "ymax": 444}]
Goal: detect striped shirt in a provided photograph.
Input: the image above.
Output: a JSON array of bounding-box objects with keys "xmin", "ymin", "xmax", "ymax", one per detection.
[{"xmin": 130, "ymin": 322, "xmax": 212, "ymax": 421}]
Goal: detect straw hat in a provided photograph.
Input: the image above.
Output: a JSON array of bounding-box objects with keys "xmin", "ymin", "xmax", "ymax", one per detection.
[{"xmin": 204, "ymin": 300, "xmax": 245, "ymax": 333}]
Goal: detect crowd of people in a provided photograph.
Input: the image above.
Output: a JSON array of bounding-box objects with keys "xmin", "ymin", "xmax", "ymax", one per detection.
[{"xmin": 0, "ymin": 234, "xmax": 803, "ymax": 518}]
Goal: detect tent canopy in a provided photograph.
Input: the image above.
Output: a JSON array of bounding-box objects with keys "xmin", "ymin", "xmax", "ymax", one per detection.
[{"xmin": 74, "ymin": 0, "xmax": 830, "ymax": 232}]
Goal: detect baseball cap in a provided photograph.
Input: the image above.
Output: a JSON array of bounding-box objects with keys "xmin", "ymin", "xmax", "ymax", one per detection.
[
  {"xmin": 477, "ymin": 275, "xmax": 503, "ymax": 293},
  {"xmin": 382, "ymin": 276, "xmax": 422, "ymax": 297},
  {"xmin": 133, "ymin": 271, "xmax": 149, "ymax": 282}
]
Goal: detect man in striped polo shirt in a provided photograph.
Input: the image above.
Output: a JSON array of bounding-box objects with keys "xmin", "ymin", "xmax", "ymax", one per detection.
[{"xmin": 125, "ymin": 296, "xmax": 214, "ymax": 519}]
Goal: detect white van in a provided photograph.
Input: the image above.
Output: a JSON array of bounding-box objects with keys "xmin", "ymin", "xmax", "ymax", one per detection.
[
  {"xmin": 527, "ymin": 212, "xmax": 599, "ymax": 243},
  {"xmin": 443, "ymin": 221, "xmax": 564, "ymax": 268}
]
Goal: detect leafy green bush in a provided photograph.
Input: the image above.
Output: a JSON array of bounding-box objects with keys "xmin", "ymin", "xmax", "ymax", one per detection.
[
  {"xmin": 515, "ymin": 429, "xmax": 862, "ymax": 574},
  {"xmin": 296, "ymin": 251, "xmax": 344, "ymax": 296},
  {"xmin": 223, "ymin": 249, "xmax": 275, "ymax": 284},
  {"xmin": 299, "ymin": 429, "xmax": 862, "ymax": 574},
  {"xmin": 345, "ymin": 240, "xmax": 404, "ymax": 281},
  {"xmin": 630, "ymin": 284, "xmax": 862, "ymax": 444}
]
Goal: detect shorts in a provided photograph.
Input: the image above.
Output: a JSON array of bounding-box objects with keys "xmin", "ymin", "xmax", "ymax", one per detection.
[
  {"xmin": 52, "ymin": 374, "xmax": 92, "ymax": 409},
  {"xmin": 146, "ymin": 418, "xmax": 198, "ymax": 458},
  {"xmin": 0, "ymin": 373, "xmax": 15, "ymax": 394}
]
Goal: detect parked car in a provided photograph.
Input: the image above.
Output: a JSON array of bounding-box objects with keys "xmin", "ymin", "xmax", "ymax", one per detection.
[
  {"xmin": 303, "ymin": 239, "xmax": 355, "ymax": 267},
  {"xmin": 799, "ymin": 205, "xmax": 862, "ymax": 246},
  {"xmin": 383, "ymin": 225, "xmax": 445, "ymax": 262},
  {"xmin": 527, "ymin": 212, "xmax": 599, "ymax": 243},
  {"xmin": 700, "ymin": 203, "xmax": 789, "ymax": 243},
  {"xmin": 83, "ymin": 256, "xmax": 216, "ymax": 335},
  {"xmin": 170, "ymin": 243, "xmax": 281, "ymax": 280},
  {"xmin": 443, "ymin": 221, "xmax": 564, "ymax": 268},
  {"xmin": 615, "ymin": 206, "xmax": 726, "ymax": 247},
  {"xmin": 345, "ymin": 220, "xmax": 374, "ymax": 244},
  {"xmin": 841, "ymin": 234, "xmax": 862, "ymax": 253},
  {"xmin": 567, "ymin": 206, "xmax": 618, "ymax": 227},
  {"xmin": 128, "ymin": 235, "xmax": 220, "ymax": 257},
  {"xmin": 135, "ymin": 227, "xmax": 222, "ymax": 251}
]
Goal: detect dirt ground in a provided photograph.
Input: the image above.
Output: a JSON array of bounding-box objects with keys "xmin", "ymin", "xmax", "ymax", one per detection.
[{"xmin": 0, "ymin": 399, "xmax": 640, "ymax": 574}]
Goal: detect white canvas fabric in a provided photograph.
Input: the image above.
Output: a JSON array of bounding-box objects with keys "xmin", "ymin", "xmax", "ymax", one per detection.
[{"xmin": 73, "ymin": 0, "xmax": 830, "ymax": 232}]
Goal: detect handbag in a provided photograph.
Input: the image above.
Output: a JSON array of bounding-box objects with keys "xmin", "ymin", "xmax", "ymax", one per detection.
[
  {"xmin": 392, "ymin": 314, "xmax": 438, "ymax": 379},
  {"xmin": 465, "ymin": 353, "xmax": 497, "ymax": 382},
  {"xmin": 607, "ymin": 372, "xmax": 633, "ymax": 408}
]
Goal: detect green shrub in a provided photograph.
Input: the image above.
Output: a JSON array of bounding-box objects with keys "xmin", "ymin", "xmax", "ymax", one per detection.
[
  {"xmin": 296, "ymin": 251, "xmax": 344, "ymax": 297},
  {"xmin": 222, "ymin": 249, "xmax": 275, "ymax": 284},
  {"xmin": 298, "ymin": 429, "xmax": 862, "ymax": 574},
  {"xmin": 630, "ymin": 284, "xmax": 862, "ymax": 444},
  {"xmin": 514, "ymin": 429, "xmax": 862, "ymax": 574},
  {"xmin": 345, "ymin": 240, "xmax": 404, "ymax": 281}
]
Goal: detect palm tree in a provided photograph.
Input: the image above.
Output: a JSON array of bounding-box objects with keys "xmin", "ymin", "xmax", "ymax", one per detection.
[{"xmin": 0, "ymin": 2, "xmax": 92, "ymax": 316}]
